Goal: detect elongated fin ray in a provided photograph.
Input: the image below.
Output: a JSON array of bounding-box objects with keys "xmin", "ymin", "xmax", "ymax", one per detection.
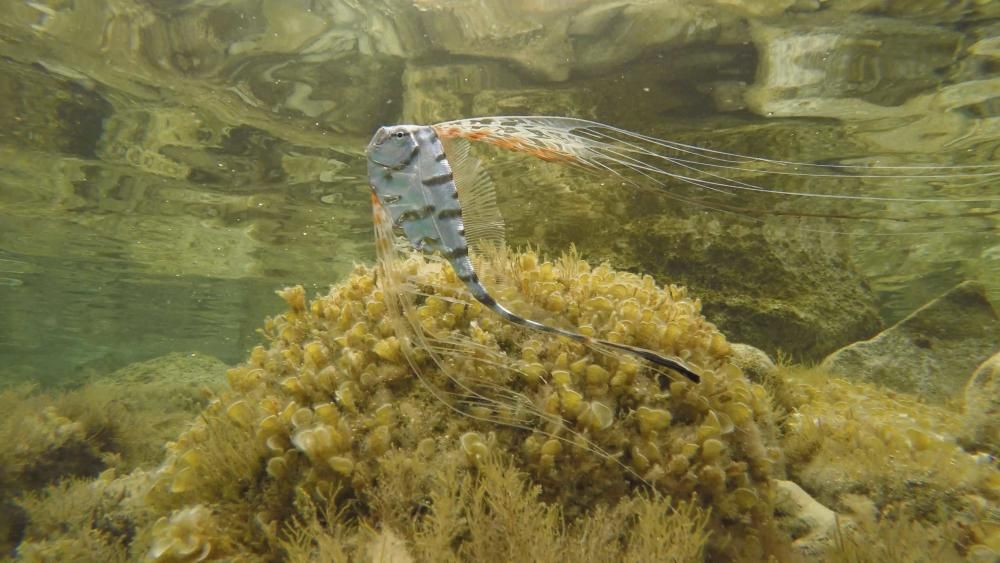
[
  {"xmin": 434, "ymin": 116, "xmax": 1000, "ymax": 236},
  {"xmin": 442, "ymin": 137, "xmax": 507, "ymax": 255},
  {"xmin": 434, "ymin": 116, "xmax": 1000, "ymax": 200}
]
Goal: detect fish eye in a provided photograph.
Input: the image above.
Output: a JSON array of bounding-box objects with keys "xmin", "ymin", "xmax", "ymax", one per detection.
[{"xmin": 393, "ymin": 131, "xmax": 406, "ymax": 139}]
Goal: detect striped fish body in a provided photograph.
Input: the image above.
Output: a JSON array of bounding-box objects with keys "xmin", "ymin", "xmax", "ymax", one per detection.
[
  {"xmin": 366, "ymin": 124, "xmax": 700, "ymax": 384},
  {"xmin": 368, "ymin": 124, "xmax": 575, "ymax": 326},
  {"xmin": 366, "ymin": 125, "xmax": 469, "ymax": 263}
]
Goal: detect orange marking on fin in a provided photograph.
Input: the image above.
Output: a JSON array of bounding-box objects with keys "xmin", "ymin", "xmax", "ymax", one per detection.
[
  {"xmin": 530, "ymin": 146, "xmax": 576, "ymax": 163},
  {"xmin": 433, "ymin": 125, "xmax": 463, "ymax": 139},
  {"xmin": 434, "ymin": 125, "xmax": 577, "ymax": 163},
  {"xmin": 371, "ymin": 192, "xmax": 385, "ymax": 225},
  {"xmin": 492, "ymin": 137, "xmax": 518, "ymax": 151}
]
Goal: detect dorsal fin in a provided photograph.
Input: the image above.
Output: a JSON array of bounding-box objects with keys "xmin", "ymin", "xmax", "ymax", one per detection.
[{"xmin": 443, "ymin": 137, "xmax": 506, "ymax": 255}]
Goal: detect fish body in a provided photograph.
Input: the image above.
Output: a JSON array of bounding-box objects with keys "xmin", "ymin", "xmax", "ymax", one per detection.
[
  {"xmin": 366, "ymin": 124, "xmax": 701, "ymax": 383},
  {"xmin": 366, "ymin": 125, "xmax": 468, "ymax": 263}
]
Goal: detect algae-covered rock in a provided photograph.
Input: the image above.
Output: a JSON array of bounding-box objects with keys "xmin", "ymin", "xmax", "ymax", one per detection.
[
  {"xmin": 0, "ymin": 389, "xmax": 103, "ymax": 555},
  {"xmin": 500, "ymin": 175, "xmax": 883, "ymax": 360},
  {"xmin": 961, "ymin": 352, "xmax": 1000, "ymax": 456},
  {"xmin": 0, "ymin": 390, "xmax": 111, "ymax": 555},
  {"xmin": 821, "ymin": 280, "xmax": 1000, "ymax": 402},
  {"xmin": 773, "ymin": 479, "xmax": 839, "ymax": 556},
  {"xmin": 773, "ymin": 366, "xmax": 998, "ymax": 519},
  {"xmin": 13, "ymin": 470, "xmax": 151, "ymax": 562},
  {"xmin": 729, "ymin": 343, "xmax": 778, "ymax": 385},
  {"xmin": 136, "ymin": 250, "xmax": 783, "ymax": 560},
  {"xmin": 767, "ymin": 365, "xmax": 1000, "ymax": 561},
  {"xmin": 0, "ymin": 353, "xmax": 225, "ymax": 555},
  {"xmin": 10, "ymin": 254, "xmax": 1000, "ymax": 561}
]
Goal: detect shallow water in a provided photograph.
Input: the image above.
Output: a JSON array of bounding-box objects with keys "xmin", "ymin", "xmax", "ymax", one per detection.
[{"xmin": 1, "ymin": 2, "xmax": 998, "ymax": 559}]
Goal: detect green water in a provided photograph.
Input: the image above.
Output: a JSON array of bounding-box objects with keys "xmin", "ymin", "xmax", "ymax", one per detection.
[
  {"xmin": 0, "ymin": 0, "xmax": 997, "ymax": 384},
  {"xmin": 1, "ymin": 2, "xmax": 998, "ymax": 561}
]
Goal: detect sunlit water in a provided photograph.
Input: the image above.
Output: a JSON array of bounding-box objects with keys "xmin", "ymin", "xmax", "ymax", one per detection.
[{"xmin": 0, "ymin": 0, "xmax": 997, "ymax": 385}]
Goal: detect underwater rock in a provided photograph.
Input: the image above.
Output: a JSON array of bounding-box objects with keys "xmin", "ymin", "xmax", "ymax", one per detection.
[
  {"xmin": 80, "ymin": 352, "xmax": 227, "ymax": 467},
  {"xmin": 559, "ymin": 1, "xmax": 723, "ymax": 77},
  {"xmin": 773, "ymin": 479, "xmax": 840, "ymax": 557},
  {"xmin": 775, "ymin": 365, "xmax": 998, "ymax": 526},
  {"xmin": 0, "ymin": 352, "xmax": 225, "ymax": 551},
  {"xmin": 413, "ymin": 1, "xmax": 573, "ymax": 82},
  {"xmin": 643, "ymin": 211, "xmax": 883, "ymax": 363},
  {"xmin": 516, "ymin": 184, "xmax": 883, "ymax": 360},
  {"xmin": 140, "ymin": 250, "xmax": 783, "ymax": 559},
  {"xmin": 14, "ymin": 469, "xmax": 150, "ymax": 561},
  {"xmin": 96, "ymin": 351, "xmax": 227, "ymax": 387},
  {"xmin": 821, "ymin": 280, "xmax": 1000, "ymax": 402},
  {"xmin": 961, "ymin": 352, "xmax": 1000, "ymax": 456},
  {"xmin": 728, "ymin": 343, "xmax": 778, "ymax": 385}
]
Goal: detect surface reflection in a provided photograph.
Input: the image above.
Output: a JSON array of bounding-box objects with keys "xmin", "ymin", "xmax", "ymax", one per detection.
[{"xmin": 0, "ymin": 0, "xmax": 996, "ymax": 383}]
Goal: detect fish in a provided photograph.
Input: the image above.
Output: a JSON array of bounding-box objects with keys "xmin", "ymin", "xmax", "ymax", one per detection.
[
  {"xmin": 365, "ymin": 115, "xmax": 997, "ymax": 489},
  {"xmin": 366, "ymin": 123, "xmax": 701, "ymax": 384}
]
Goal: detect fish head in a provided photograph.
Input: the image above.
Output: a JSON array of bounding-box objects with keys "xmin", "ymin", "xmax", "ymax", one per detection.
[{"xmin": 366, "ymin": 125, "xmax": 419, "ymax": 169}]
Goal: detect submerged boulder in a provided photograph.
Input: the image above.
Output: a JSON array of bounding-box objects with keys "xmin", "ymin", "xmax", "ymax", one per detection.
[
  {"xmin": 961, "ymin": 352, "xmax": 1000, "ymax": 456},
  {"xmin": 821, "ymin": 280, "xmax": 1000, "ymax": 402},
  {"xmin": 135, "ymin": 250, "xmax": 783, "ymax": 560}
]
